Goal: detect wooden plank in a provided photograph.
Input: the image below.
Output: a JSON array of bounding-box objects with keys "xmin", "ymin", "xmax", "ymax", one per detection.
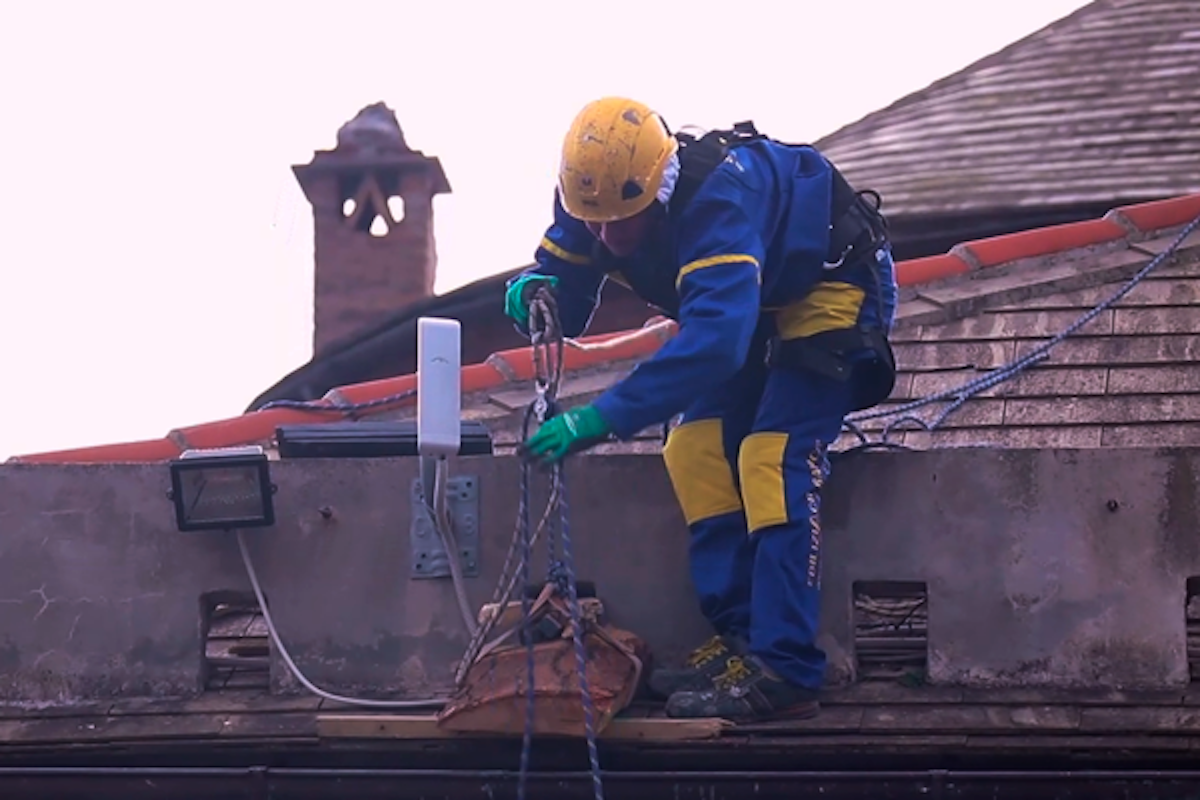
[{"xmin": 316, "ymin": 713, "xmax": 731, "ymax": 742}]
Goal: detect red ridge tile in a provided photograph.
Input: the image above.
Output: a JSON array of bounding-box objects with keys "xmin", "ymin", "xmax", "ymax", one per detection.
[
  {"xmin": 10, "ymin": 437, "xmax": 183, "ymax": 464},
  {"xmin": 562, "ymin": 331, "xmax": 663, "ymax": 371},
  {"xmin": 171, "ymin": 407, "xmax": 334, "ymax": 451},
  {"xmin": 329, "ymin": 375, "xmax": 417, "ymax": 407},
  {"xmin": 897, "ymin": 254, "xmax": 972, "ymax": 286},
  {"xmin": 461, "ymin": 363, "xmax": 508, "ymax": 393},
  {"xmin": 1114, "ymin": 194, "xmax": 1200, "ymax": 234},
  {"xmin": 485, "ymin": 350, "xmax": 537, "ymax": 383},
  {"xmin": 957, "ymin": 219, "xmax": 1128, "ymax": 269}
]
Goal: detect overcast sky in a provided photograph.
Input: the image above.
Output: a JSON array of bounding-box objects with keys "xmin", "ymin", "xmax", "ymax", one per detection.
[{"xmin": 0, "ymin": 0, "xmax": 1092, "ymax": 459}]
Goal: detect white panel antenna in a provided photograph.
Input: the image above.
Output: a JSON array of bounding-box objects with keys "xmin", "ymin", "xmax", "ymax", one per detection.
[{"xmin": 417, "ymin": 317, "xmax": 462, "ymax": 457}]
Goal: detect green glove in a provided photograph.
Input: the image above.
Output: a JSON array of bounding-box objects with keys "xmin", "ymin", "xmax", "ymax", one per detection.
[
  {"xmin": 521, "ymin": 405, "xmax": 611, "ymax": 464},
  {"xmin": 504, "ymin": 274, "xmax": 559, "ymax": 327}
]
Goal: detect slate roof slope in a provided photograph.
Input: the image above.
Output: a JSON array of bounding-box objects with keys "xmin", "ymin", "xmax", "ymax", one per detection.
[
  {"xmin": 9, "ymin": 194, "xmax": 1200, "ymax": 464},
  {"xmin": 814, "ymin": 0, "xmax": 1200, "ymax": 218}
]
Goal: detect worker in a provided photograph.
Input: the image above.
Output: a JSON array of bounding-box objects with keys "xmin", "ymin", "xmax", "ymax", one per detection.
[{"xmin": 504, "ymin": 97, "xmax": 898, "ymax": 723}]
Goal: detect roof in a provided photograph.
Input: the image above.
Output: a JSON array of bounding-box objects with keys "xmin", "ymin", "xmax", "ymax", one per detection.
[
  {"xmin": 813, "ymin": 0, "xmax": 1200, "ymax": 219},
  {"xmin": 11, "ymin": 192, "xmax": 1200, "ymax": 464}
]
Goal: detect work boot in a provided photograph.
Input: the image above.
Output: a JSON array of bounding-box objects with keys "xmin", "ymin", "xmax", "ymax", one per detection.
[
  {"xmin": 646, "ymin": 634, "xmax": 747, "ymax": 699},
  {"xmin": 665, "ymin": 653, "xmax": 820, "ymax": 723}
]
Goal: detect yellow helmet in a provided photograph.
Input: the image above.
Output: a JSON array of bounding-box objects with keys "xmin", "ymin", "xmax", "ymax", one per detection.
[{"xmin": 557, "ymin": 97, "xmax": 678, "ymax": 224}]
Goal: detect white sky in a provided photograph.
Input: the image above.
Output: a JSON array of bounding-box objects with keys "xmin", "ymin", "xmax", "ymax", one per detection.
[{"xmin": 0, "ymin": 0, "xmax": 1091, "ymax": 459}]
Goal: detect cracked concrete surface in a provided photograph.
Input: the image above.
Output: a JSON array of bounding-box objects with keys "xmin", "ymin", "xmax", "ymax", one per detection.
[{"xmin": 0, "ymin": 448, "xmax": 1197, "ymax": 705}]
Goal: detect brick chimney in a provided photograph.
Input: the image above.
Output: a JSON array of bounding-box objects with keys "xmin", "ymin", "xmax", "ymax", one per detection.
[{"xmin": 293, "ymin": 102, "xmax": 452, "ymax": 357}]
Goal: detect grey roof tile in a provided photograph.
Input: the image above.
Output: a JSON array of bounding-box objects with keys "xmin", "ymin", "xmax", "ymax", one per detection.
[{"xmin": 815, "ymin": 0, "xmax": 1200, "ymax": 218}]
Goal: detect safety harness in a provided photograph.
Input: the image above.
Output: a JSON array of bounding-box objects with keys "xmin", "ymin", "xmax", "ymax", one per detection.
[{"xmin": 597, "ymin": 120, "xmax": 898, "ymax": 412}]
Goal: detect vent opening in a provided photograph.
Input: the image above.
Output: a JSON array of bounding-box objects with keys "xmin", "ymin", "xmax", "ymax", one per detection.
[
  {"xmin": 1187, "ymin": 577, "xmax": 1200, "ymax": 682},
  {"xmin": 202, "ymin": 591, "xmax": 270, "ymax": 691},
  {"xmin": 853, "ymin": 580, "xmax": 928, "ymax": 683}
]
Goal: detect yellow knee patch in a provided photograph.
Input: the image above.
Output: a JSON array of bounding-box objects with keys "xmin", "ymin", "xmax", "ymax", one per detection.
[
  {"xmin": 775, "ymin": 282, "xmax": 865, "ymax": 339},
  {"xmin": 662, "ymin": 419, "xmax": 743, "ymax": 526},
  {"xmin": 738, "ymin": 432, "xmax": 789, "ymax": 534}
]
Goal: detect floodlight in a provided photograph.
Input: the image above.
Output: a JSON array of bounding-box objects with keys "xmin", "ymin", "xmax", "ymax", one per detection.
[{"xmin": 168, "ymin": 445, "xmax": 276, "ymax": 532}]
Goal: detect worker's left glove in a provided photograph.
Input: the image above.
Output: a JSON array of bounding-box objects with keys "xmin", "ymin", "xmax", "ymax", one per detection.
[
  {"xmin": 520, "ymin": 405, "xmax": 611, "ymax": 464},
  {"xmin": 504, "ymin": 274, "xmax": 559, "ymax": 328}
]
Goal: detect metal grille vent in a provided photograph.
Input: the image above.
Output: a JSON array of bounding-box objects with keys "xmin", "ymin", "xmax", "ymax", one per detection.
[
  {"xmin": 1187, "ymin": 578, "xmax": 1200, "ymax": 682},
  {"xmin": 853, "ymin": 580, "xmax": 928, "ymax": 682},
  {"xmin": 202, "ymin": 592, "xmax": 270, "ymax": 691}
]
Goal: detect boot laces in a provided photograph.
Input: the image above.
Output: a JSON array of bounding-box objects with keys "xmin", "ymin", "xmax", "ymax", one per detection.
[
  {"xmin": 684, "ymin": 635, "xmax": 728, "ymax": 668},
  {"xmin": 713, "ymin": 656, "xmax": 754, "ymax": 691}
]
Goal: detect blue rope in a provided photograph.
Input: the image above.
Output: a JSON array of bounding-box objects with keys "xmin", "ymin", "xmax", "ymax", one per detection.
[
  {"xmin": 516, "ymin": 406, "xmax": 537, "ymax": 800},
  {"xmin": 515, "ymin": 295, "xmax": 605, "ymax": 800},
  {"xmin": 553, "ymin": 462, "xmax": 605, "ymax": 800},
  {"xmin": 843, "ymin": 212, "xmax": 1200, "ymax": 445}
]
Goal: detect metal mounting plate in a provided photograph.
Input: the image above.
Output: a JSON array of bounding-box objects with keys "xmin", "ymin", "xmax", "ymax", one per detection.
[{"xmin": 410, "ymin": 475, "xmax": 480, "ymax": 579}]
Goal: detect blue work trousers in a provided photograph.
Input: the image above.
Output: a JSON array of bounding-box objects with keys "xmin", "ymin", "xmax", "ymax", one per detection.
[{"xmin": 661, "ymin": 326, "xmax": 858, "ymax": 690}]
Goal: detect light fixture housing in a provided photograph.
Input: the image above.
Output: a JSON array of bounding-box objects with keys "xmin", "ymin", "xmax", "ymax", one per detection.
[{"xmin": 168, "ymin": 446, "xmax": 276, "ymax": 532}]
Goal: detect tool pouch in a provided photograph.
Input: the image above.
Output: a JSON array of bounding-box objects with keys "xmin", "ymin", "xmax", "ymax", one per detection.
[{"xmin": 765, "ymin": 325, "xmax": 897, "ymax": 412}]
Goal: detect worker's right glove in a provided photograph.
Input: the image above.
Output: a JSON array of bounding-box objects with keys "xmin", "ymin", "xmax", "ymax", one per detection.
[
  {"xmin": 504, "ymin": 274, "xmax": 559, "ymax": 328},
  {"xmin": 520, "ymin": 404, "xmax": 611, "ymax": 464}
]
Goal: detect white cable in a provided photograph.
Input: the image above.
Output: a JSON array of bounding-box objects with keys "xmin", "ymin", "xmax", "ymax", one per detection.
[
  {"xmin": 236, "ymin": 530, "xmax": 451, "ymax": 709},
  {"xmin": 428, "ymin": 456, "xmax": 478, "ymax": 635}
]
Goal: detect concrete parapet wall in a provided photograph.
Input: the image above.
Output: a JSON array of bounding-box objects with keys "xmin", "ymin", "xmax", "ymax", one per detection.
[{"xmin": 0, "ymin": 447, "xmax": 1194, "ymax": 705}]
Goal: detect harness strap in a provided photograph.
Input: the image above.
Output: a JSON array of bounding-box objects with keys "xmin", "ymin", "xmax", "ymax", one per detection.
[
  {"xmin": 765, "ymin": 325, "xmax": 897, "ymax": 412},
  {"xmin": 671, "ymin": 121, "xmax": 766, "ymax": 212},
  {"xmin": 672, "ymin": 120, "xmax": 888, "ymax": 272}
]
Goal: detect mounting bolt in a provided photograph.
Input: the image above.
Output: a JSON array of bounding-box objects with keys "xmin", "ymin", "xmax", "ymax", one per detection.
[
  {"xmin": 318, "ymin": 505, "xmax": 334, "ymax": 520},
  {"xmin": 1106, "ymin": 499, "xmax": 1120, "ymax": 513}
]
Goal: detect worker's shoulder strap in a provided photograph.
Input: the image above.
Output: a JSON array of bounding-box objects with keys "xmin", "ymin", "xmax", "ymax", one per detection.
[
  {"xmin": 671, "ymin": 120, "xmax": 863, "ymax": 225},
  {"xmin": 671, "ymin": 120, "xmax": 764, "ymax": 212}
]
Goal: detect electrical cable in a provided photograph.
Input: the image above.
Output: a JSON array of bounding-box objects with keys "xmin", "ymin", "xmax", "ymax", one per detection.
[
  {"xmin": 236, "ymin": 529, "xmax": 452, "ymax": 709},
  {"xmin": 427, "ymin": 455, "xmax": 478, "ymax": 635}
]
